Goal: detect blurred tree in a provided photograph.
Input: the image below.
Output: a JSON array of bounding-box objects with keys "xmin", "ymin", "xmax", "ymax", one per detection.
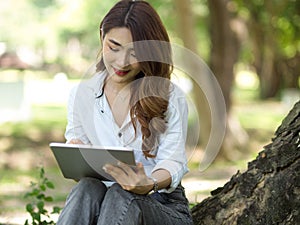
[
  {"xmin": 0, "ymin": 0, "xmax": 63, "ymax": 72},
  {"xmin": 173, "ymin": 0, "xmax": 249, "ymax": 161},
  {"xmin": 0, "ymin": 0, "xmax": 40, "ymax": 50},
  {"xmin": 52, "ymin": 0, "xmax": 115, "ymax": 76},
  {"xmin": 236, "ymin": 0, "xmax": 300, "ymax": 99},
  {"xmin": 208, "ymin": 0, "xmax": 241, "ymax": 111},
  {"xmin": 173, "ymin": 0, "xmax": 212, "ymax": 150},
  {"xmin": 207, "ymin": 0, "xmax": 249, "ymax": 160}
]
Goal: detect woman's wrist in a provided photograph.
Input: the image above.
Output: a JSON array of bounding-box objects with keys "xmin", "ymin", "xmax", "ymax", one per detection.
[
  {"xmin": 149, "ymin": 177, "xmax": 159, "ymax": 192},
  {"xmin": 141, "ymin": 177, "xmax": 157, "ymax": 195}
]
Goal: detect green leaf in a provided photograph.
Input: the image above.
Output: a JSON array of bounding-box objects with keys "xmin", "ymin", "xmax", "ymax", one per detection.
[
  {"xmin": 24, "ymin": 166, "xmax": 63, "ymax": 225},
  {"xmin": 37, "ymin": 193, "xmax": 45, "ymax": 199},
  {"xmin": 40, "ymin": 167, "xmax": 45, "ymax": 178},
  {"xmin": 40, "ymin": 208, "xmax": 48, "ymax": 215},
  {"xmin": 40, "ymin": 184, "xmax": 46, "ymax": 191},
  {"xmin": 32, "ymin": 188, "xmax": 40, "ymax": 196},
  {"xmin": 37, "ymin": 201, "xmax": 44, "ymax": 211},
  {"xmin": 44, "ymin": 196, "xmax": 54, "ymax": 202},
  {"xmin": 32, "ymin": 212, "xmax": 41, "ymax": 222},
  {"xmin": 41, "ymin": 220, "xmax": 50, "ymax": 225},
  {"xmin": 51, "ymin": 206, "xmax": 62, "ymax": 214},
  {"xmin": 46, "ymin": 181, "xmax": 55, "ymax": 189},
  {"xmin": 30, "ymin": 181, "xmax": 37, "ymax": 187},
  {"xmin": 26, "ymin": 203, "xmax": 34, "ymax": 213}
]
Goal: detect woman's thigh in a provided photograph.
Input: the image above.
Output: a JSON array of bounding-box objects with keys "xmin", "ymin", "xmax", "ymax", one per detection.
[{"xmin": 97, "ymin": 184, "xmax": 193, "ymax": 225}]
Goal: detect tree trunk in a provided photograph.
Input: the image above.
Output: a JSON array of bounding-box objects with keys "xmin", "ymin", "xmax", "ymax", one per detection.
[
  {"xmin": 173, "ymin": 0, "xmax": 211, "ymax": 148},
  {"xmin": 191, "ymin": 100, "xmax": 300, "ymax": 225},
  {"xmin": 174, "ymin": 0, "xmax": 248, "ymax": 161},
  {"xmin": 208, "ymin": 0, "xmax": 240, "ymax": 111},
  {"xmin": 246, "ymin": 0, "xmax": 284, "ymax": 99},
  {"xmin": 208, "ymin": 0, "xmax": 248, "ymax": 159},
  {"xmin": 278, "ymin": 52, "xmax": 300, "ymax": 89}
]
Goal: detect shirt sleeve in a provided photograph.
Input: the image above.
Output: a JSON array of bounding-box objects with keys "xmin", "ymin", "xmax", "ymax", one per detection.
[
  {"xmin": 151, "ymin": 85, "xmax": 189, "ymax": 193},
  {"xmin": 64, "ymin": 85, "xmax": 91, "ymax": 144}
]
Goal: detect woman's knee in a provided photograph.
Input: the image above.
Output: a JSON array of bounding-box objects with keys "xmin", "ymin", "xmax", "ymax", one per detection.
[
  {"xmin": 74, "ymin": 177, "xmax": 107, "ymax": 199},
  {"xmin": 106, "ymin": 183, "xmax": 128, "ymax": 197},
  {"xmin": 103, "ymin": 183, "xmax": 133, "ymax": 204}
]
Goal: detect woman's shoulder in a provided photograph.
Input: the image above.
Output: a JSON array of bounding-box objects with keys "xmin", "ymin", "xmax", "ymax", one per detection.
[
  {"xmin": 165, "ymin": 81, "xmax": 189, "ymax": 116},
  {"xmin": 169, "ymin": 81, "xmax": 187, "ymax": 101}
]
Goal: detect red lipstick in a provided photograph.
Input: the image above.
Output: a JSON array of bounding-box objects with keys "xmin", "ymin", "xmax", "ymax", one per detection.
[{"xmin": 113, "ymin": 68, "xmax": 130, "ymax": 76}]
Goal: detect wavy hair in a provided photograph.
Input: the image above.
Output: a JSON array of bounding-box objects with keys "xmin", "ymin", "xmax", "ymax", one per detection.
[{"xmin": 96, "ymin": 0, "xmax": 173, "ymax": 158}]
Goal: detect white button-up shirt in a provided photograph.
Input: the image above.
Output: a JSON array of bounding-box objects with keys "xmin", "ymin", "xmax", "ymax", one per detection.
[{"xmin": 65, "ymin": 72, "xmax": 189, "ymax": 192}]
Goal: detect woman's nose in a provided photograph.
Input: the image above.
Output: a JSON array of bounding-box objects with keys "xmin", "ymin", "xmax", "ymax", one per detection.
[{"xmin": 115, "ymin": 51, "xmax": 130, "ymax": 68}]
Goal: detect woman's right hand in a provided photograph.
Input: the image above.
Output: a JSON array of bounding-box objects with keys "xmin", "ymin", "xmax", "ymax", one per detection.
[{"xmin": 67, "ymin": 139, "xmax": 84, "ymax": 144}]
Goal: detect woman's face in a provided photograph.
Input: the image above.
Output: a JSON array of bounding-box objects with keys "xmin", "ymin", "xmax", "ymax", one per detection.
[{"xmin": 102, "ymin": 27, "xmax": 141, "ymax": 86}]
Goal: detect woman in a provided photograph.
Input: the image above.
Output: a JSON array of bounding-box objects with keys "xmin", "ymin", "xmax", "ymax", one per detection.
[{"xmin": 57, "ymin": 0, "xmax": 193, "ymax": 224}]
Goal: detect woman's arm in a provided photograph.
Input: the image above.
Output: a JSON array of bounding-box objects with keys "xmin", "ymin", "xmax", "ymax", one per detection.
[
  {"xmin": 151, "ymin": 85, "xmax": 189, "ymax": 192},
  {"xmin": 151, "ymin": 169, "xmax": 172, "ymax": 191},
  {"xmin": 65, "ymin": 86, "xmax": 90, "ymax": 144}
]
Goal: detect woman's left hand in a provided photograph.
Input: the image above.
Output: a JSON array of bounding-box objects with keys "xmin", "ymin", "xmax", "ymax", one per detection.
[{"xmin": 103, "ymin": 162, "xmax": 154, "ymax": 195}]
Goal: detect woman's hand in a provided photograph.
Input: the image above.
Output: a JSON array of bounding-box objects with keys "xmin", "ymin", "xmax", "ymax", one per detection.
[
  {"xmin": 103, "ymin": 162, "xmax": 154, "ymax": 195},
  {"xmin": 67, "ymin": 139, "xmax": 84, "ymax": 144}
]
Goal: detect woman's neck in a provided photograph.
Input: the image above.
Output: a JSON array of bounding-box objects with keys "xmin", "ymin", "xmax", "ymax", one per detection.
[{"xmin": 104, "ymin": 77, "xmax": 129, "ymax": 93}]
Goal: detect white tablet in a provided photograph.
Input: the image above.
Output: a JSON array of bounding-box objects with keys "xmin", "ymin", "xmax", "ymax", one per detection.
[{"xmin": 49, "ymin": 142, "xmax": 136, "ymax": 181}]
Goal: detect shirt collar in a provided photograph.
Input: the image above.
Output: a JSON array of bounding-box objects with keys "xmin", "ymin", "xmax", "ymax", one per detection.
[{"xmin": 83, "ymin": 70, "xmax": 107, "ymax": 98}]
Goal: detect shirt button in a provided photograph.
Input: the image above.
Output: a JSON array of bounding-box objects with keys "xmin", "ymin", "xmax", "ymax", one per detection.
[
  {"xmin": 100, "ymin": 110, "xmax": 104, "ymax": 113},
  {"xmin": 118, "ymin": 132, "xmax": 122, "ymax": 137}
]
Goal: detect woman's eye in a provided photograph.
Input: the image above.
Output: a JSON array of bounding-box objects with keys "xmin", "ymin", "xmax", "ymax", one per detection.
[
  {"xmin": 131, "ymin": 53, "xmax": 137, "ymax": 58},
  {"xmin": 109, "ymin": 46, "xmax": 119, "ymax": 52}
]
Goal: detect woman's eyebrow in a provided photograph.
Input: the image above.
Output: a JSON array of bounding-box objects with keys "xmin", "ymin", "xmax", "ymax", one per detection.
[
  {"xmin": 108, "ymin": 39, "xmax": 134, "ymax": 51},
  {"xmin": 108, "ymin": 39, "xmax": 122, "ymax": 46}
]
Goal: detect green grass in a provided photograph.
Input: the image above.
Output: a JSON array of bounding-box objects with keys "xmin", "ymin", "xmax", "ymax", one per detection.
[
  {"xmin": 0, "ymin": 105, "xmax": 67, "ymax": 153},
  {"xmin": 0, "ymin": 169, "xmax": 38, "ymax": 183},
  {"xmin": 233, "ymin": 86, "xmax": 286, "ymax": 131},
  {"xmin": 0, "ymin": 167, "xmax": 70, "ymax": 213},
  {"xmin": 31, "ymin": 105, "xmax": 67, "ymax": 124},
  {"xmin": 232, "ymin": 86, "xmax": 260, "ymax": 103},
  {"xmin": 236, "ymin": 104, "xmax": 285, "ymax": 131}
]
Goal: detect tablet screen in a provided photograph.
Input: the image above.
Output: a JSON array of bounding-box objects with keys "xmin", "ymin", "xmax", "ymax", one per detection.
[{"xmin": 49, "ymin": 143, "xmax": 136, "ymax": 181}]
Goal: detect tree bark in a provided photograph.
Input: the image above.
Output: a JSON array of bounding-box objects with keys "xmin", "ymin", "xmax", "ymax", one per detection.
[{"xmin": 191, "ymin": 100, "xmax": 300, "ymax": 225}]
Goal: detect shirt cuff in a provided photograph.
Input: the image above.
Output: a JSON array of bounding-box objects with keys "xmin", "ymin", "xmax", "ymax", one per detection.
[{"xmin": 151, "ymin": 160, "xmax": 188, "ymax": 193}]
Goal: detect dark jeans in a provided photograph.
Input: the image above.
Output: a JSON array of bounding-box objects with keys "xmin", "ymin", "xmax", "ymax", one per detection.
[{"xmin": 56, "ymin": 177, "xmax": 193, "ymax": 225}]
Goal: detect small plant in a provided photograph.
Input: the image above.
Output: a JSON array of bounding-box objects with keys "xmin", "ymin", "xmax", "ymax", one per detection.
[{"xmin": 24, "ymin": 166, "xmax": 62, "ymax": 225}]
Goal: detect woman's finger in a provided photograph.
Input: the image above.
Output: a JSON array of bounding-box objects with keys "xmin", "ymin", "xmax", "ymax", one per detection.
[
  {"xmin": 117, "ymin": 161, "xmax": 136, "ymax": 176},
  {"xmin": 103, "ymin": 164, "xmax": 124, "ymax": 177},
  {"xmin": 135, "ymin": 162, "xmax": 146, "ymax": 176},
  {"xmin": 103, "ymin": 164, "xmax": 133, "ymax": 186},
  {"xmin": 67, "ymin": 139, "xmax": 84, "ymax": 144}
]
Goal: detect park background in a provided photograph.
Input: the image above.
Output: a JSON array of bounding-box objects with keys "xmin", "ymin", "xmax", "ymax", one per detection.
[{"xmin": 0, "ymin": 0, "xmax": 299, "ymax": 224}]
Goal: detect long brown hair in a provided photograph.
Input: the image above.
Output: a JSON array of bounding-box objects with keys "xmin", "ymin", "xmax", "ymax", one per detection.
[{"xmin": 96, "ymin": 0, "xmax": 173, "ymax": 158}]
